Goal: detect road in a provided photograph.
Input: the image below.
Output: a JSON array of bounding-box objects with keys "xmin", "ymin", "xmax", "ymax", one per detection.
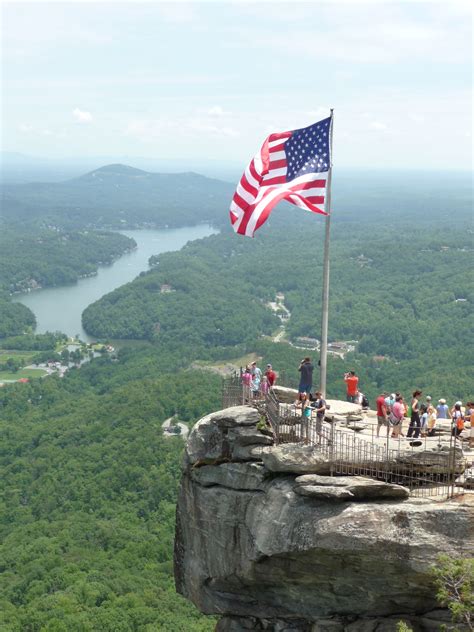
[{"xmin": 162, "ymin": 416, "xmax": 189, "ymax": 440}]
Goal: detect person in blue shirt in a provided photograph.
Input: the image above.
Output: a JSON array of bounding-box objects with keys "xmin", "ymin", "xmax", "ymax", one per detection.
[{"xmin": 436, "ymin": 399, "xmax": 449, "ymax": 419}]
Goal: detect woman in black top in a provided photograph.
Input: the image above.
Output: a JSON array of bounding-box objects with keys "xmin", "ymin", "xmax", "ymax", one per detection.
[{"xmin": 407, "ymin": 390, "xmax": 422, "ymax": 439}]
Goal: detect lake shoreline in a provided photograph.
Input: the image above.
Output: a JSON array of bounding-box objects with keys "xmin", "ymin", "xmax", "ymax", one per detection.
[{"xmin": 14, "ymin": 225, "xmax": 218, "ymax": 341}]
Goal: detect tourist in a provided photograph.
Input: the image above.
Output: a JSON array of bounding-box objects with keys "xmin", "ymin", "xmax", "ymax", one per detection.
[
  {"xmin": 298, "ymin": 357, "xmax": 314, "ymax": 395},
  {"xmin": 451, "ymin": 402, "xmax": 464, "ymax": 438},
  {"xmin": 252, "ymin": 372, "xmax": 261, "ymax": 398},
  {"xmin": 407, "ymin": 390, "xmax": 422, "ymax": 439},
  {"xmin": 344, "ymin": 371, "xmax": 359, "ymax": 403},
  {"xmin": 390, "ymin": 395, "xmax": 405, "ymax": 438},
  {"xmin": 425, "ymin": 395, "xmax": 432, "ymax": 409},
  {"xmin": 294, "ymin": 391, "xmax": 306, "ymax": 408},
  {"xmin": 260, "ymin": 375, "xmax": 269, "ymax": 396},
  {"xmin": 437, "ymin": 398, "xmax": 449, "ymax": 419},
  {"xmin": 241, "ymin": 368, "xmax": 253, "ymax": 402},
  {"xmin": 265, "ymin": 364, "xmax": 277, "ymax": 387},
  {"xmin": 384, "ymin": 392, "xmax": 396, "ymax": 412},
  {"xmin": 427, "ymin": 402, "xmax": 437, "ymax": 437},
  {"xmin": 250, "ymin": 361, "xmax": 262, "ymax": 383},
  {"xmin": 301, "ymin": 393, "xmax": 312, "ymax": 444},
  {"xmin": 376, "ymin": 392, "xmax": 388, "ymax": 438},
  {"xmin": 312, "ymin": 390, "xmax": 326, "ymax": 444},
  {"xmin": 466, "ymin": 402, "xmax": 474, "ymax": 448},
  {"xmin": 419, "ymin": 404, "xmax": 428, "ymax": 437}
]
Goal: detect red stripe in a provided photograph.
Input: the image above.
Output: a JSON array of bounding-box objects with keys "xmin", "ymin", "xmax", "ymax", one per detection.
[
  {"xmin": 304, "ymin": 195, "xmax": 325, "ymax": 204},
  {"xmin": 240, "ymin": 174, "xmax": 258, "ymax": 198},
  {"xmin": 267, "ymin": 131, "xmax": 292, "ymax": 143},
  {"xmin": 249, "ymin": 160, "xmax": 262, "ymax": 184},
  {"xmin": 261, "ymin": 175, "xmax": 286, "ymax": 185},
  {"xmin": 268, "ymin": 141, "xmax": 286, "ymax": 152},
  {"xmin": 232, "ymin": 191, "xmax": 248, "ymax": 212},
  {"xmin": 268, "ymin": 159, "xmax": 287, "ymax": 170},
  {"xmin": 290, "ymin": 179, "xmax": 327, "ymax": 191},
  {"xmin": 286, "ymin": 193, "xmax": 327, "ymax": 215}
]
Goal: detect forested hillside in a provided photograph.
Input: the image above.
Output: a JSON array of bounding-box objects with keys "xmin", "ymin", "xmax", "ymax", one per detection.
[
  {"xmin": 0, "ymin": 224, "xmax": 135, "ymax": 338},
  {"xmin": 0, "ymin": 226, "xmax": 135, "ymax": 294},
  {"xmin": 0, "ymin": 353, "xmax": 220, "ymax": 631},
  {"xmin": 1, "ymin": 169, "xmax": 472, "ymax": 631},
  {"xmin": 82, "ymin": 210, "xmax": 473, "ymax": 402},
  {"xmin": 0, "ymin": 164, "xmax": 234, "ymax": 230}
]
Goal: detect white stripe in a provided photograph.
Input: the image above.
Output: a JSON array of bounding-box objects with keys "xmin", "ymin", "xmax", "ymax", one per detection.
[
  {"xmin": 287, "ymin": 194, "xmax": 314, "ymax": 211},
  {"xmin": 262, "ymin": 166, "xmax": 286, "ymax": 179},
  {"xmin": 233, "ymin": 210, "xmax": 245, "ymax": 234},
  {"xmin": 253, "ymin": 152, "xmax": 263, "ymax": 175},
  {"xmin": 287, "ymin": 171, "xmax": 328, "ymax": 186},
  {"xmin": 244, "ymin": 164, "xmax": 260, "ymax": 188},
  {"xmin": 245, "ymin": 179, "xmax": 327, "ymax": 236},
  {"xmin": 292, "ymin": 186, "xmax": 326, "ymax": 197},
  {"xmin": 268, "ymin": 150, "xmax": 285, "ymax": 161},
  {"xmin": 230, "ymin": 200, "xmax": 244, "ymax": 215},
  {"xmin": 268, "ymin": 135, "xmax": 290, "ymax": 149},
  {"xmin": 245, "ymin": 186, "xmax": 285, "ymax": 236},
  {"xmin": 236, "ymin": 181, "xmax": 256, "ymax": 205}
]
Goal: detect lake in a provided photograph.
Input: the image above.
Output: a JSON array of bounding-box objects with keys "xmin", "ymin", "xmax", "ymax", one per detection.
[{"xmin": 14, "ymin": 225, "xmax": 218, "ymax": 341}]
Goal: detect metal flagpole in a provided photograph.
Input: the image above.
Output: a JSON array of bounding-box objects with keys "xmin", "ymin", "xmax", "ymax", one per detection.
[{"xmin": 319, "ymin": 108, "xmax": 334, "ymax": 397}]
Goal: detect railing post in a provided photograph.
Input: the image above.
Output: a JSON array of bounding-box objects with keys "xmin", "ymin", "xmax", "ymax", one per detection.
[{"xmin": 329, "ymin": 421, "xmax": 335, "ymax": 476}]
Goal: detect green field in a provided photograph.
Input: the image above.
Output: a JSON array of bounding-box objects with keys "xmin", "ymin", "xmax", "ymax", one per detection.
[
  {"xmin": 0, "ymin": 367, "xmax": 47, "ymax": 381},
  {"xmin": 0, "ymin": 351, "xmax": 35, "ymax": 364}
]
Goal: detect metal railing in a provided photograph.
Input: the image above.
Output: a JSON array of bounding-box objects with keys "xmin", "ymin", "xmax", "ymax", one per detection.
[{"xmin": 222, "ymin": 375, "xmax": 468, "ymax": 498}]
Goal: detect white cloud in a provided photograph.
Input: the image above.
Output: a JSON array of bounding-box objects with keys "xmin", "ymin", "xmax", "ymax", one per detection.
[
  {"xmin": 369, "ymin": 121, "xmax": 388, "ymax": 131},
  {"xmin": 124, "ymin": 116, "xmax": 239, "ymax": 142},
  {"xmin": 73, "ymin": 108, "xmax": 93, "ymax": 123},
  {"xmin": 18, "ymin": 123, "xmax": 34, "ymax": 133},
  {"xmin": 307, "ymin": 107, "xmax": 332, "ymax": 121},
  {"xmin": 207, "ymin": 105, "xmax": 226, "ymax": 117}
]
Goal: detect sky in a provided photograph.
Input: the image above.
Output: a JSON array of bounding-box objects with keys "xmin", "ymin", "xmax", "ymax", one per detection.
[{"xmin": 1, "ymin": 0, "xmax": 473, "ymax": 171}]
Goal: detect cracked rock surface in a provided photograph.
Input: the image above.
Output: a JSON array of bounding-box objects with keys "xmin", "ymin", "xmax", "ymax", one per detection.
[{"xmin": 174, "ymin": 405, "xmax": 474, "ymax": 631}]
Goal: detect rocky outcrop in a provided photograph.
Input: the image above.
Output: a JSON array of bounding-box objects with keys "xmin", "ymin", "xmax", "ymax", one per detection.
[{"xmin": 175, "ymin": 406, "xmax": 474, "ymax": 631}]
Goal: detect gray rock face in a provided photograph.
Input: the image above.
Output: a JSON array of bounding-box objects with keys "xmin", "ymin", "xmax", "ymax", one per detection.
[
  {"xmin": 175, "ymin": 406, "xmax": 474, "ymax": 631},
  {"xmin": 293, "ymin": 475, "xmax": 409, "ymax": 501},
  {"xmin": 185, "ymin": 406, "xmax": 262, "ymax": 466},
  {"xmin": 261, "ymin": 444, "xmax": 331, "ymax": 474}
]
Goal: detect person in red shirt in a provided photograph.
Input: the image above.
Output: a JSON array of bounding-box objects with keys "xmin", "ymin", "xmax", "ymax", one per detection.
[
  {"xmin": 265, "ymin": 364, "xmax": 277, "ymax": 387},
  {"xmin": 344, "ymin": 371, "xmax": 359, "ymax": 403},
  {"xmin": 376, "ymin": 392, "xmax": 388, "ymax": 437}
]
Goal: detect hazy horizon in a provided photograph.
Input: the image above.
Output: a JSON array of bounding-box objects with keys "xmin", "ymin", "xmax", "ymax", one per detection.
[{"xmin": 2, "ymin": 2, "xmax": 472, "ymax": 173}]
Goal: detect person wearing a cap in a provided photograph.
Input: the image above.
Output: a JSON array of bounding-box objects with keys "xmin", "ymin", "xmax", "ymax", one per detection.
[
  {"xmin": 436, "ymin": 399, "xmax": 449, "ymax": 419},
  {"xmin": 265, "ymin": 364, "xmax": 277, "ymax": 387}
]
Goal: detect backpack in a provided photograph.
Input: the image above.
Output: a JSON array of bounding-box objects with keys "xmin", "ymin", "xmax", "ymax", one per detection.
[{"xmin": 455, "ymin": 414, "xmax": 464, "ymax": 431}]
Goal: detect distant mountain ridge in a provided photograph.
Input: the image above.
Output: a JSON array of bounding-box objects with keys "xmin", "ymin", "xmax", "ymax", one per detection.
[
  {"xmin": 1, "ymin": 164, "xmax": 234, "ymax": 230},
  {"xmin": 76, "ymin": 164, "xmax": 150, "ymax": 179}
]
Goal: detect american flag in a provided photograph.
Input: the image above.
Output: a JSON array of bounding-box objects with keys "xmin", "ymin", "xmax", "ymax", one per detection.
[{"xmin": 230, "ymin": 116, "xmax": 332, "ymax": 237}]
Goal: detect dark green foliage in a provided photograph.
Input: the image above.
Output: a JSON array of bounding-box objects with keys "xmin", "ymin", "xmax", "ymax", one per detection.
[
  {"xmin": 83, "ymin": 232, "xmax": 280, "ymax": 344},
  {"xmin": 82, "ymin": 214, "xmax": 473, "ymax": 403},
  {"xmin": 0, "ymin": 332, "xmax": 67, "ymax": 351},
  {"xmin": 0, "ymin": 358, "xmax": 220, "ymax": 631},
  {"xmin": 0, "ymin": 294, "xmax": 35, "ymax": 338},
  {"xmin": 0, "ymin": 226, "xmax": 135, "ymax": 293}
]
